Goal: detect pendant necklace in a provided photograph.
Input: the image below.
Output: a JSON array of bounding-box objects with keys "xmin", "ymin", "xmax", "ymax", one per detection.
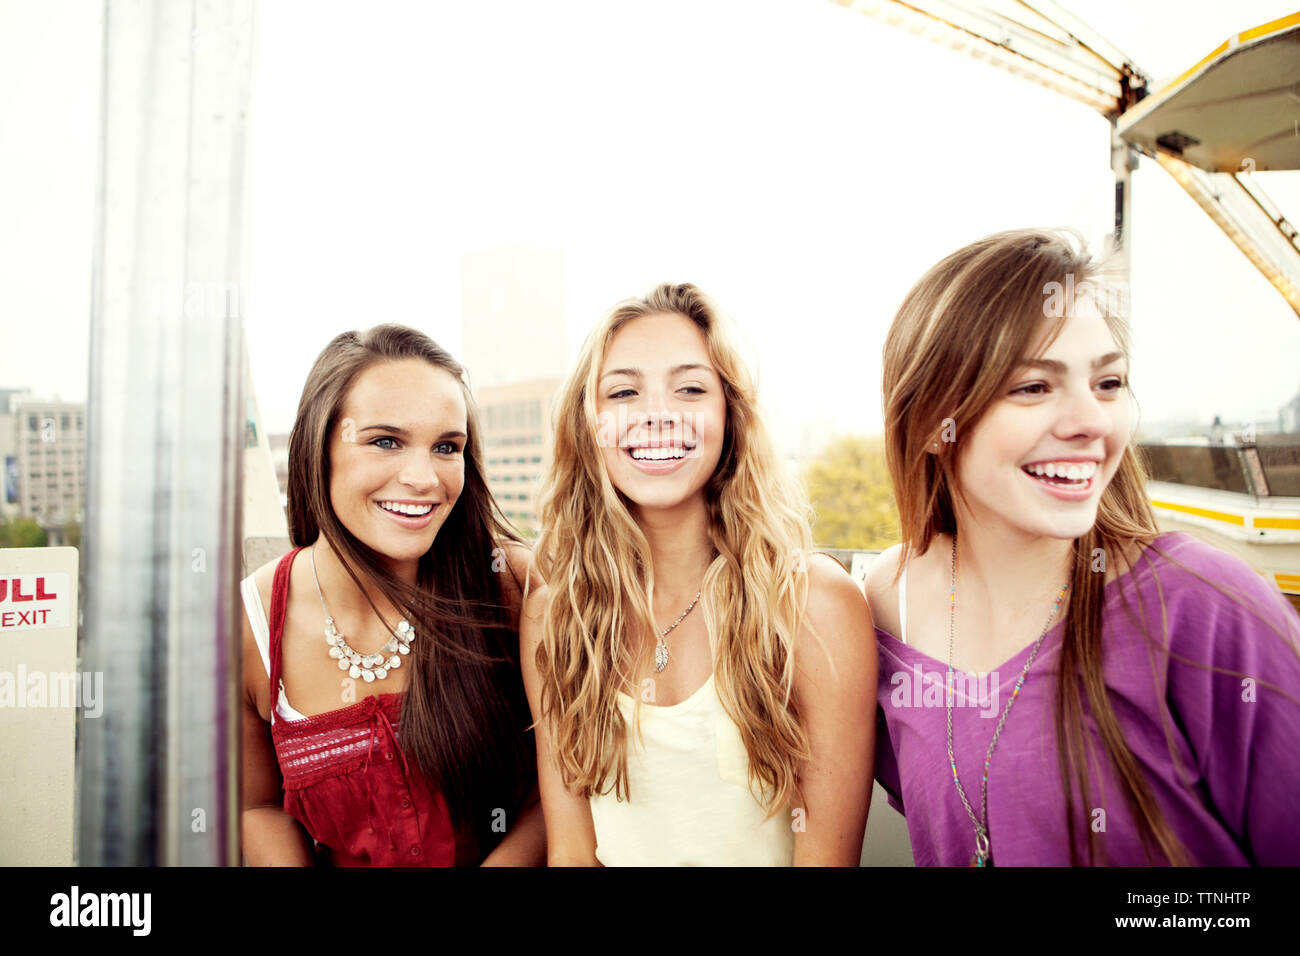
[
  {"xmin": 653, "ymin": 591, "xmax": 703, "ymax": 672},
  {"xmin": 311, "ymin": 544, "xmax": 415, "ymax": 683},
  {"xmin": 945, "ymin": 533, "xmax": 1067, "ymax": 866}
]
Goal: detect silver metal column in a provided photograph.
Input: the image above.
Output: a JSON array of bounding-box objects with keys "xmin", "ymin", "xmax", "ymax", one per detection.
[
  {"xmin": 79, "ymin": 0, "xmax": 254, "ymax": 866},
  {"xmin": 1108, "ymin": 119, "xmax": 1137, "ymax": 285}
]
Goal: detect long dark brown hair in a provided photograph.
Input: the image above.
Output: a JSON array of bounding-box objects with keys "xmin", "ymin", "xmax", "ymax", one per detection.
[
  {"xmin": 286, "ymin": 324, "xmax": 533, "ymax": 855},
  {"xmin": 882, "ymin": 229, "xmax": 1187, "ymax": 865}
]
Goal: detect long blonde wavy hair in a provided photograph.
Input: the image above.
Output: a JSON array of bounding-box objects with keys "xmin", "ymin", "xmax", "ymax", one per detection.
[{"xmin": 533, "ymin": 283, "xmax": 814, "ymax": 813}]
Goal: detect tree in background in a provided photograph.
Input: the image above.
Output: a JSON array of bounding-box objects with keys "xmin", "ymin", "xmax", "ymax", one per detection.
[
  {"xmin": 62, "ymin": 519, "xmax": 81, "ymax": 549},
  {"xmin": 0, "ymin": 516, "xmax": 49, "ymax": 549},
  {"xmin": 804, "ymin": 434, "xmax": 899, "ymax": 550}
]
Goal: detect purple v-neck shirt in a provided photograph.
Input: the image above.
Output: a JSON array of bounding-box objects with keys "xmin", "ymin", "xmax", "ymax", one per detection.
[{"xmin": 874, "ymin": 532, "xmax": 1300, "ymax": 866}]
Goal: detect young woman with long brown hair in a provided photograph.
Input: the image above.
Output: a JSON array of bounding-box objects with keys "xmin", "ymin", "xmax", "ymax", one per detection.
[
  {"xmin": 866, "ymin": 229, "xmax": 1300, "ymax": 865},
  {"xmin": 522, "ymin": 283, "xmax": 876, "ymax": 866},
  {"xmin": 239, "ymin": 324, "xmax": 543, "ymax": 865}
]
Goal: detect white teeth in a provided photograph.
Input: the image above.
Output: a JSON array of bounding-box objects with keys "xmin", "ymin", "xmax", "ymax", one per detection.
[
  {"xmin": 630, "ymin": 446, "xmax": 688, "ymax": 461},
  {"xmin": 1023, "ymin": 461, "xmax": 1097, "ymax": 481},
  {"xmin": 379, "ymin": 501, "xmax": 433, "ymax": 516}
]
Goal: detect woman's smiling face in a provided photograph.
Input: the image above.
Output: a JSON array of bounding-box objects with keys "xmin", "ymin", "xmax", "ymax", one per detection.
[
  {"xmin": 328, "ymin": 358, "xmax": 468, "ymax": 574},
  {"xmin": 951, "ymin": 294, "xmax": 1132, "ymax": 543},
  {"xmin": 594, "ymin": 311, "xmax": 727, "ymax": 516}
]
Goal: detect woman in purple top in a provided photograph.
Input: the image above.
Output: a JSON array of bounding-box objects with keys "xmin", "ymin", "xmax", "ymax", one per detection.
[{"xmin": 864, "ymin": 229, "xmax": 1300, "ymax": 866}]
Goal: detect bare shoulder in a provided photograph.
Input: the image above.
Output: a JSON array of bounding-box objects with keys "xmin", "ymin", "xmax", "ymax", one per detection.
[
  {"xmin": 862, "ymin": 544, "xmax": 903, "ymax": 603},
  {"xmin": 519, "ymin": 580, "xmax": 551, "ymax": 658},
  {"xmin": 500, "ymin": 540, "xmax": 541, "ymax": 592},
  {"xmin": 804, "ymin": 552, "xmax": 870, "ymax": 617},
  {"xmin": 521, "ymin": 578, "xmax": 549, "ymax": 619},
  {"xmin": 861, "ymin": 544, "xmax": 904, "ymax": 635},
  {"xmin": 801, "ymin": 552, "xmax": 874, "ymax": 648},
  {"xmin": 492, "ymin": 539, "xmax": 538, "ymax": 624},
  {"xmin": 796, "ymin": 553, "xmax": 877, "ymax": 691},
  {"xmin": 249, "ymin": 555, "xmax": 281, "ymax": 610}
]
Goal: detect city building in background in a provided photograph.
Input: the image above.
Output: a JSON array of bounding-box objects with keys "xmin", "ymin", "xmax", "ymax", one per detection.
[
  {"xmin": 0, "ymin": 387, "xmax": 35, "ymax": 521},
  {"xmin": 474, "ymin": 379, "xmax": 561, "ymax": 534},
  {"xmin": 462, "ymin": 246, "xmax": 569, "ymax": 534},
  {"xmin": 9, "ymin": 395, "xmax": 85, "ymax": 544}
]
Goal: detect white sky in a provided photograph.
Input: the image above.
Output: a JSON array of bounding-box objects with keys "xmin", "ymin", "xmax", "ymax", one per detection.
[{"xmin": 3, "ymin": 0, "xmax": 1299, "ymax": 449}]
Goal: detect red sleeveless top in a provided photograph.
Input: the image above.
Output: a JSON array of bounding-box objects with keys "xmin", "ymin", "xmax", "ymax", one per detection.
[{"xmin": 267, "ymin": 547, "xmax": 473, "ymax": 866}]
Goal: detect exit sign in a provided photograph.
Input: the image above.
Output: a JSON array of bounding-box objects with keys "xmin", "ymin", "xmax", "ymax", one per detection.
[{"xmin": 0, "ymin": 573, "xmax": 71, "ymax": 631}]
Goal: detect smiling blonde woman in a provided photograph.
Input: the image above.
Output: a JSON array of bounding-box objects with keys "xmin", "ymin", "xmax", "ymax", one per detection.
[{"xmin": 522, "ymin": 283, "xmax": 877, "ymax": 866}]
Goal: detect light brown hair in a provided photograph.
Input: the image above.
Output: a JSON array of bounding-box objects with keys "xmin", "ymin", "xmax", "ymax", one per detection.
[{"xmin": 882, "ymin": 229, "xmax": 1186, "ymax": 864}]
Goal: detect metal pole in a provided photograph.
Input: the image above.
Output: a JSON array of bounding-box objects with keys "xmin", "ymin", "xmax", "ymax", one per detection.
[
  {"xmin": 79, "ymin": 0, "xmax": 253, "ymax": 866},
  {"xmin": 1108, "ymin": 118, "xmax": 1138, "ymax": 288}
]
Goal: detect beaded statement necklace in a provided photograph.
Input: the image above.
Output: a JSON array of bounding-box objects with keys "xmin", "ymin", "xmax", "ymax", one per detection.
[
  {"xmin": 945, "ymin": 533, "xmax": 1068, "ymax": 867},
  {"xmin": 311, "ymin": 544, "xmax": 415, "ymax": 682}
]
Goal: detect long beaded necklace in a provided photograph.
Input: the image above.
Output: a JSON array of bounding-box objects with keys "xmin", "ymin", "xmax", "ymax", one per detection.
[
  {"xmin": 653, "ymin": 591, "xmax": 703, "ymax": 672},
  {"xmin": 311, "ymin": 544, "xmax": 415, "ymax": 683},
  {"xmin": 945, "ymin": 533, "xmax": 1068, "ymax": 867}
]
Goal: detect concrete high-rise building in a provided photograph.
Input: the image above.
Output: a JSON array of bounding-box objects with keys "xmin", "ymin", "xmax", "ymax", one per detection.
[
  {"xmin": 13, "ymin": 398, "xmax": 86, "ymax": 542},
  {"xmin": 462, "ymin": 246, "xmax": 569, "ymax": 534},
  {"xmin": 475, "ymin": 379, "xmax": 562, "ymax": 535}
]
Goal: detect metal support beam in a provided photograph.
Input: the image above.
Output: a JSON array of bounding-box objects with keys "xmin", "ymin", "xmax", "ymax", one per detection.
[
  {"xmin": 1107, "ymin": 119, "xmax": 1138, "ymax": 282},
  {"xmin": 79, "ymin": 0, "xmax": 254, "ymax": 865},
  {"xmin": 1154, "ymin": 153, "xmax": 1300, "ymax": 319}
]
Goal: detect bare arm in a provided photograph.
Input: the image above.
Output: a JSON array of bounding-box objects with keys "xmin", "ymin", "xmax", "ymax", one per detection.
[
  {"xmin": 479, "ymin": 784, "xmax": 547, "ymax": 866},
  {"xmin": 473, "ymin": 543, "xmax": 549, "ymax": 865},
  {"xmin": 791, "ymin": 554, "xmax": 878, "ymax": 866},
  {"xmin": 520, "ymin": 584, "xmax": 602, "ymax": 866},
  {"xmin": 239, "ymin": 582, "xmax": 314, "ymax": 867}
]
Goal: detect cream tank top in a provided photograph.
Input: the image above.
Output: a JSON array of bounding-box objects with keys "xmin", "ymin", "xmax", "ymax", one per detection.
[{"xmin": 589, "ymin": 674, "xmax": 796, "ymax": 866}]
